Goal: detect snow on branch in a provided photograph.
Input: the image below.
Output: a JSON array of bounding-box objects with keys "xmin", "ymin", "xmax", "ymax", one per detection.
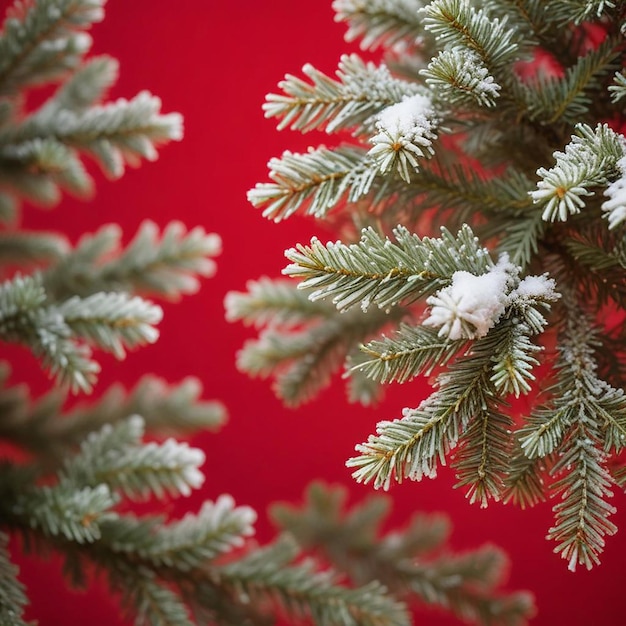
[{"xmin": 263, "ymin": 54, "xmax": 422, "ymax": 134}]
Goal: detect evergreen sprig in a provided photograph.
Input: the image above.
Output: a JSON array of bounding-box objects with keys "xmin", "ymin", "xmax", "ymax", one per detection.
[
  {"xmin": 532, "ymin": 123, "xmax": 625, "ymax": 222},
  {"xmin": 263, "ymin": 53, "xmax": 422, "ymax": 134},
  {"xmin": 0, "ymin": 532, "xmax": 28, "ymax": 626},
  {"xmin": 284, "ymin": 224, "xmax": 492, "ymax": 312},
  {"xmin": 248, "ymin": 146, "xmax": 380, "ymax": 222},
  {"xmin": 420, "ymin": 0, "xmax": 522, "ymax": 72},
  {"xmin": 234, "ymin": 0, "xmax": 626, "ymax": 574},
  {"xmin": 227, "ymin": 277, "xmax": 409, "ymax": 405},
  {"xmin": 0, "ymin": 366, "xmax": 226, "ymax": 463},
  {"xmin": 0, "ymin": 272, "xmax": 162, "ymax": 391},
  {"xmin": 216, "ymin": 535, "xmax": 411, "ymax": 626},
  {"xmin": 333, "ymin": 0, "xmax": 427, "ymax": 52},
  {"xmin": 0, "ymin": 0, "xmax": 105, "ymax": 96},
  {"xmin": 271, "ymin": 482, "xmax": 535, "ymax": 625},
  {"xmin": 42, "ymin": 220, "xmax": 221, "ymax": 301}
]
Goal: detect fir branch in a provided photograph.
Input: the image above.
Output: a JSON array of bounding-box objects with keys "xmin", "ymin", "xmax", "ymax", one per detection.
[
  {"xmin": 102, "ymin": 495, "xmax": 256, "ymax": 572},
  {"xmin": 332, "ymin": 0, "xmax": 427, "ymax": 52},
  {"xmin": 0, "ymin": 532, "xmax": 28, "ymax": 626},
  {"xmin": 453, "ymin": 393, "xmax": 513, "ymax": 507},
  {"xmin": 348, "ymin": 319, "xmax": 535, "ymax": 503},
  {"xmin": 0, "ymin": 371, "xmax": 226, "ymax": 460},
  {"xmin": 503, "ymin": 442, "xmax": 549, "ymax": 508},
  {"xmin": 272, "ymin": 482, "xmax": 535, "ymax": 625},
  {"xmin": 216, "ymin": 535, "xmax": 411, "ymax": 626},
  {"xmin": 0, "ymin": 90, "xmax": 183, "ymax": 180},
  {"xmin": 248, "ymin": 146, "xmax": 381, "ymax": 222},
  {"xmin": 237, "ymin": 305, "xmax": 396, "ymax": 406},
  {"xmin": 283, "ymin": 224, "xmax": 492, "ymax": 312},
  {"xmin": 38, "ymin": 55, "xmax": 119, "ymax": 115},
  {"xmin": 421, "ymin": 47, "xmax": 501, "ymax": 108},
  {"xmin": 354, "ymin": 322, "xmax": 466, "ymax": 384},
  {"xmin": 385, "ymin": 163, "xmax": 536, "ymax": 237},
  {"xmin": 548, "ymin": 421, "xmax": 617, "ymax": 571},
  {"xmin": 609, "ymin": 70, "xmax": 626, "ymax": 103},
  {"xmin": 122, "ymin": 573, "xmax": 194, "ymax": 626},
  {"xmin": 420, "ymin": 0, "xmax": 522, "ymax": 72},
  {"xmin": 63, "ymin": 416, "xmax": 206, "ymax": 500},
  {"xmin": 345, "ymin": 349, "xmax": 386, "ymax": 405},
  {"xmin": 531, "ymin": 123, "xmax": 624, "ymax": 222},
  {"xmin": 518, "ymin": 305, "xmax": 624, "ymax": 569},
  {"xmin": 0, "ymin": 273, "xmax": 100, "ymax": 392},
  {"xmin": 0, "ymin": 191, "xmax": 16, "ymax": 223},
  {"xmin": 0, "ymin": 0, "xmax": 104, "ymax": 96},
  {"xmin": 523, "ymin": 37, "xmax": 621, "ymax": 125},
  {"xmin": 43, "ymin": 221, "xmax": 221, "ymax": 302},
  {"xmin": 347, "ymin": 375, "xmax": 476, "ymax": 491},
  {"xmin": 496, "ymin": 208, "xmax": 546, "ymax": 269},
  {"xmin": 11, "ymin": 482, "xmax": 117, "ymax": 544},
  {"xmin": 546, "ymin": 0, "xmax": 619, "ymax": 25},
  {"xmin": 488, "ymin": 319, "xmax": 542, "ymax": 398},
  {"xmin": 560, "ymin": 222, "xmax": 626, "ymax": 307},
  {"xmin": 0, "ymin": 137, "xmax": 94, "ymax": 202},
  {"xmin": 0, "ymin": 230, "xmax": 68, "ymax": 266},
  {"xmin": 225, "ymin": 277, "xmax": 336, "ymax": 329},
  {"xmin": 263, "ymin": 53, "xmax": 421, "ymax": 134},
  {"xmin": 55, "ymin": 291, "xmax": 162, "ymax": 359}
]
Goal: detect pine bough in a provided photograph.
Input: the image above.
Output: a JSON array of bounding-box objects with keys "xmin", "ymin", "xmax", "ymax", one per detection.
[
  {"xmin": 230, "ymin": 0, "xmax": 626, "ymax": 572},
  {"xmin": 0, "ymin": 1, "xmax": 534, "ymax": 625}
]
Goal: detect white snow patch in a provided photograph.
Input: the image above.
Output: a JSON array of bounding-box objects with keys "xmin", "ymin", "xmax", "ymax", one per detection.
[
  {"xmin": 510, "ymin": 274, "xmax": 559, "ymax": 302},
  {"xmin": 602, "ymin": 155, "xmax": 626, "ymax": 229},
  {"xmin": 376, "ymin": 94, "xmax": 434, "ymax": 136},
  {"xmin": 423, "ymin": 256, "xmax": 516, "ymax": 340}
]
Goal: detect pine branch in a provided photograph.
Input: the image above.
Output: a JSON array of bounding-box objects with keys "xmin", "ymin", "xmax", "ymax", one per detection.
[
  {"xmin": 0, "ymin": 532, "xmax": 29, "ymax": 626},
  {"xmin": 284, "ymin": 224, "xmax": 492, "ymax": 312},
  {"xmin": 216, "ymin": 535, "xmax": 411, "ymax": 626},
  {"xmin": 225, "ymin": 277, "xmax": 336, "ymax": 329},
  {"xmin": 0, "ymin": 0, "xmax": 104, "ymax": 96},
  {"xmin": 0, "ymin": 370, "xmax": 226, "ymax": 461},
  {"xmin": 248, "ymin": 146, "xmax": 381, "ymax": 222},
  {"xmin": 271, "ymin": 482, "xmax": 535, "ymax": 625},
  {"xmin": 420, "ymin": 0, "xmax": 522, "ymax": 73},
  {"xmin": 531, "ymin": 123, "xmax": 624, "ymax": 222},
  {"xmin": 523, "ymin": 37, "xmax": 621, "ymax": 125},
  {"xmin": 43, "ymin": 221, "xmax": 221, "ymax": 302},
  {"xmin": 237, "ymin": 305, "xmax": 397, "ymax": 406},
  {"xmin": 354, "ymin": 322, "xmax": 466, "ymax": 384},
  {"xmin": 62, "ymin": 416, "xmax": 206, "ymax": 500},
  {"xmin": 333, "ymin": 0, "xmax": 427, "ymax": 52},
  {"xmin": 0, "ymin": 90, "xmax": 183, "ymax": 180},
  {"xmin": 263, "ymin": 54, "xmax": 421, "ymax": 134},
  {"xmin": 101, "ymin": 495, "xmax": 256, "ymax": 572}
]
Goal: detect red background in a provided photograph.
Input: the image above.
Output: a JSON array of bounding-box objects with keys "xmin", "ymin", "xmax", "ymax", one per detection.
[{"xmin": 6, "ymin": 1, "xmax": 626, "ymax": 624}]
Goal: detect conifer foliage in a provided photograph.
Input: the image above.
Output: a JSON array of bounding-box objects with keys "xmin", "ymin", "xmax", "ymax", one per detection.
[
  {"xmin": 230, "ymin": 0, "xmax": 626, "ymax": 572},
  {"xmin": 0, "ymin": 1, "xmax": 534, "ymax": 625}
]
